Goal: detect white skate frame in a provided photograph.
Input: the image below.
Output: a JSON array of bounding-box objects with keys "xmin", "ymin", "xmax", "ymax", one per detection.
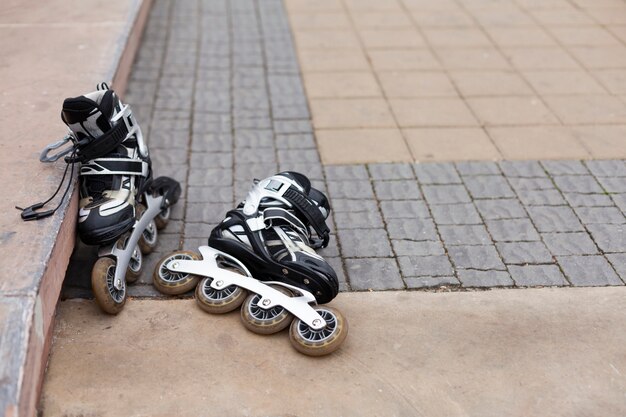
[{"xmin": 165, "ymin": 246, "xmax": 328, "ymax": 330}]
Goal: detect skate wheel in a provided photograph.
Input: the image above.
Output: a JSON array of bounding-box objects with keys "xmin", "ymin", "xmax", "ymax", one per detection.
[
  {"xmin": 196, "ymin": 276, "xmax": 247, "ymax": 314},
  {"xmin": 153, "ymin": 251, "xmax": 201, "ymax": 295},
  {"xmin": 91, "ymin": 257, "xmax": 126, "ymax": 315},
  {"xmin": 154, "ymin": 206, "xmax": 170, "ymax": 230},
  {"xmin": 240, "ymin": 285, "xmax": 293, "ymax": 335},
  {"xmin": 289, "ymin": 306, "xmax": 348, "ymax": 356},
  {"xmin": 126, "ymin": 245, "xmax": 143, "ymax": 284},
  {"xmin": 136, "ymin": 204, "xmax": 158, "ymax": 255}
]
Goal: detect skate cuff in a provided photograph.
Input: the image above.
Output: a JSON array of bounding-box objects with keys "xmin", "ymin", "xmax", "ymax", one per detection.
[
  {"xmin": 80, "ymin": 158, "xmax": 149, "ymax": 177},
  {"xmin": 282, "ymin": 187, "xmax": 330, "ymax": 247}
]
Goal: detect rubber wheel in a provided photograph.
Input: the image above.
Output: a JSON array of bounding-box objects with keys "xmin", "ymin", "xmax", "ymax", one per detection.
[
  {"xmin": 154, "ymin": 206, "xmax": 170, "ymax": 230},
  {"xmin": 91, "ymin": 257, "xmax": 126, "ymax": 315},
  {"xmin": 136, "ymin": 204, "xmax": 158, "ymax": 255},
  {"xmin": 289, "ymin": 306, "xmax": 348, "ymax": 356},
  {"xmin": 153, "ymin": 251, "xmax": 201, "ymax": 295},
  {"xmin": 196, "ymin": 275, "xmax": 247, "ymax": 314},
  {"xmin": 125, "ymin": 245, "xmax": 142, "ymax": 284},
  {"xmin": 240, "ymin": 285, "xmax": 293, "ymax": 335}
]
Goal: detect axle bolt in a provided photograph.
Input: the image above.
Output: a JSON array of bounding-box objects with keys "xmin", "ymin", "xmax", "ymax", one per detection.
[
  {"xmin": 303, "ymin": 279, "xmax": 310, "ymax": 285},
  {"xmin": 216, "ymin": 280, "xmax": 224, "ymax": 287},
  {"xmin": 282, "ymin": 268, "xmax": 288, "ymax": 275},
  {"xmin": 313, "ymin": 319, "xmax": 322, "ymax": 327},
  {"xmin": 262, "ymin": 299, "xmax": 271, "ymax": 306}
]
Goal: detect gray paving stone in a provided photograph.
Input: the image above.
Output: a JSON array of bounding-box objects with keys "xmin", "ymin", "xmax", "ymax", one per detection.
[
  {"xmin": 184, "ymin": 222, "xmax": 218, "ymax": 238},
  {"xmin": 422, "ymin": 185, "xmax": 471, "ymax": 204},
  {"xmin": 189, "ymin": 152, "xmax": 233, "ymax": 169},
  {"xmin": 486, "ymin": 219, "xmax": 540, "ymax": 242},
  {"xmin": 345, "ymin": 258, "xmax": 404, "ymax": 290},
  {"xmin": 448, "ymin": 245, "xmax": 506, "ymax": 270},
  {"xmin": 413, "ymin": 163, "xmax": 461, "ymax": 184},
  {"xmin": 498, "ymin": 161, "xmax": 547, "ymax": 178},
  {"xmin": 496, "ymin": 241, "xmax": 553, "ymax": 264},
  {"xmin": 405, "ymin": 276, "xmax": 460, "ymax": 288},
  {"xmin": 326, "ymin": 257, "xmax": 348, "ymax": 292},
  {"xmin": 324, "ymin": 165, "xmax": 369, "ymax": 181},
  {"xmin": 527, "ymin": 206, "xmax": 584, "ymax": 233},
  {"xmin": 337, "ymin": 229, "xmax": 393, "ymax": 257},
  {"xmin": 373, "ymin": 180, "xmax": 422, "ymax": 200},
  {"xmin": 456, "ymin": 161, "xmax": 500, "ymax": 176},
  {"xmin": 596, "ymin": 177, "xmax": 626, "ymax": 193},
  {"xmin": 457, "ymin": 270, "xmax": 513, "ymax": 287},
  {"xmin": 327, "ymin": 180, "xmax": 375, "ymax": 200},
  {"xmin": 185, "ymin": 203, "xmax": 231, "ymax": 223},
  {"xmin": 391, "ymin": 240, "xmax": 445, "ymax": 256},
  {"xmin": 186, "ymin": 186, "xmax": 233, "ymax": 204},
  {"xmin": 369, "ymin": 163, "xmax": 414, "ymax": 180},
  {"xmin": 333, "ymin": 210, "xmax": 384, "ymax": 229},
  {"xmin": 464, "ymin": 176, "xmax": 516, "ymax": 199},
  {"xmin": 430, "ymin": 203, "xmax": 482, "ymax": 225},
  {"xmin": 386, "ymin": 218, "xmax": 439, "ymax": 241},
  {"xmin": 553, "ymin": 175, "xmax": 603, "ymax": 194},
  {"xmin": 508, "ymin": 265, "xmax": 567, "ymax": 286},
  {"xmin": 331, "ymin": 199, "xmax": 379, "ymax": 213},
  {"xmin": 319, "ymin": 238, "xmax": 341, "ymax": 260},
  {"xmin": 557, "ymin": 255, "xmax": 623, "ymax": 286},
  {"xmin": 234, "ymin": 163, "xmax": 279, "ymax": 182},
  {"xmin": 541, "ymin": 160, "xmax": 588, "ymax": 176},
  {"xmin": 275, "ymin": 133, "xmax": 316, "ymax": 149},
  {"xmin": 606, "ymin": 253, "xmax": 626, "ymax": 282},
  {"xmin": 277, "ymin": 149, "xmax": 320, "ymax": 165},
  {"xmin": 234, "ymin": 129, "xmax": 274, "ymax": 148},
  {"xmin": 508, "ymin": 177, "xmax": 555, "ymax": 192},
  {"xmin": 613, "ymin": 194, "xmax": 626, "ymax": 214},
  {"xmin": 438, "ymin": 225, "xmax": 492, "ymax": 246},
  {"xmin": 475, "ymin": 199, "xmax": 527, "ymax": 220},
  {"xmin": 542, "ymin": 232, "xmax": 599, "ymax": 256},
  {"xmin": 380, "ymin": 200, "xmax": 430, "ymax": 219},
  {"xmin": 278, "ymin": 162, "xmax": 323, "ymax": 180},
  {"xmin": 574, "ymin": 207, "xmax": 626, "ymax": 224},
  {"xmin": 398, "ymin": 255, "xmax": 454, "ymax": 277},
  {"xmin": 188, "ymin": 168, "xmax": 232, "ymax": 187},
  {"xmin": 587, "ymin": 224, "xmax": 626, "ymax": 252},
  {"xmin": 585, "ymin": 160, "xmax": 626, "ymax": 177},
  {"xmin": 516, "ymin": 189, "xmax": 566, "ymax": 206},
  {"xmin": 563, "ymin": 193, "xmax": 615, "ymax": 207},
  {"xmin": 273, "ymin": 119, "xmax": 313, "ymax": 134}
]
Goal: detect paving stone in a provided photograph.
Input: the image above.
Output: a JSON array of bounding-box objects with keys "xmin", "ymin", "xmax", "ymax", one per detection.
[
  {"xmin": 386, "ymin": 218, "xmax": 439, "ymax": 241},
  {"xmin": 563, "ymin": 193, "xmax": 615, "ymax": 207},
  {"xmin": 541, "ymin": 160, "xmax": 588, "ymax": 176},
  {"xmin": 275, "ymin": 133, "xmax": 316, "ymax": 150},
  {"xmin": 527, "ymin": 206, "xmax": 584, "ymax": 233},
  {"xmin": 457, "ymin": 270, "xmax": 513, "ymax": 287},
  {"xmin": 413, "ymin": 163, "xmax": 461, "ymax": 184},
  {"xmin": 331, "ymin": 199, "xmax": 379, "ymax": 213},
  {"xmin": 273, "ymin": 119, "xmax": 313, "ymax": 134},
  {"xmin": 373, "ymin": 180, "xmax": 422, "ymax": 200},
  {"xmin": 542, "ymin": 232, "xmax": 599, "ymax": 256},
  {"xmin": 464, "ymin": 175, "xmax": 515, "ymax": 199},
  {"xmin": 234, "ymin": 129, "xmax": 274, "ymax": 148},
  {"xmin": 391, "ymin": 240, "xmax": 445, "ymax": 256},
  {"xmin": 369, "ymin": 163, "xmax": 414, "ymax": 180},
  {"xmin": 508, "ymin": 177, "xmax": 555, "ymax": 192},
  {"xmin": 235, "ymin": 148, "xmax": 277, "ymax": 165},
  {"xmin": 327, "ymin": 180, "xmax": 375, "ymax": 200},
  {"xmin": 422, "ymin": 185, "xmax": 471, "ymax": 204},
  {"xmin": 379, "ymin": 200, "xmax": 430, "ymax": 219},
  {"xmin": 234, "ymin": 163, "xmax": 279, "ymax": 182},
  {"xmin": 508, "ymin": 265, "xmax": 567, "ymax": 286},
  {"xmin": 574, "ymin": 207, "xmax": 626, "ymax": 224},
  {"xmin": 455, "ymin": 161, "xmax": 500, "ymax": 176},
  {"xmin": 516, "ymin": 189, "xmax": 566, "ymax": 206},
  {"xmin": 587, "ymin": 224, "xmax": 626, "ymax": 252},
  {"xmin": 345, "ymin": 258, "xmax": 404, "ymax": 290},
  {"xmin": 486, "ymin": 218, "xmax": 540, "ymax": 242},
  {"xmin": 613, "ymin": 194, "xmax": 626, "ymax": 214},
  {"xmin": 188, "ymin": 168, "xmax": 232, "ymax": 187},
  {"xmin": 474, "ymin": 199, "xmax": 527, "ymax": 220},
  {"xmin": 438, "ymin": 225, "xmax": 492, "ymax": 246},
  {"xmin": 185, "ymin": 203, "xmax": 232, "ymax": 223},
  {"xmin": 585, "ymin": 160, "xmax": 626, "ymax": 177},
  {"xmin": 430, "ymin": 203, "xmax": 482, "ymax": 225},
  {"xmin": 553, "ymin": 175, "xmax": 603, "ymax": 194},
  {"xmin": 606, "ymin": 253, "xmax": 626, "ymax": 282},
  {"xmin": 277, "ymin": 149, "xmax": 321, "ymax": 165},
  {"xmin": 405, "ymin": 276, "xmax": 460, "ymax": 289},
  {"xmin": 326, "ymin": 257, "xmax": 348, "ymax": 292},
  {"xmin": 496, "ymin": 241, "xmax": 553, "ymax": 264},
  {"xmin": 189, "ymin": 152, "xmax": 233, "ymax": 169},
  {"xmin": 319, "ymin": 238, "xmax": 341, "ymax": 259},
  {"xmin": 337, "ymin": 229, "xmax": 393, "ymax": 257},
  {"xmin": 498, "ymin": 161, "xmax": 547, "ymax": 178},
  {"xmin": 557, "ymin": 255, "xmax": 623, "ymax": 286},
  {"xmin": 448, "ymin": 245, "xmax": 506, "ymax": 270},
  {"xmin": 186, "ymin": 186, "xmax": 233, "ymax": 204},
  {"xmin": 184, "ymin": 222, "xmax": 218, "ymax": 238},
  {"xmin": 333, "ymin": 210, "xmax": 384, "ymax": 229},
  {"xmin": 279, "ymin": 162, "xmax": 323, "ymax": 180},
  {"xmin": 398, "ymin": 255, "xmax": 454, "ymax": 277},
  {"xmin": 325, "ymin": 165, "xmax": 369, "ymax": 182},
  {"xmin": 596, "ymin": 177, "xmax": 626, "ymax": 193}
]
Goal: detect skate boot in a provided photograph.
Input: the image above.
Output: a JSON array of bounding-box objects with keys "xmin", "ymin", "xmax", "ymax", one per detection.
[{"xmin": 154, "ymin": 173, "xmax": 347, "ymax": 356}]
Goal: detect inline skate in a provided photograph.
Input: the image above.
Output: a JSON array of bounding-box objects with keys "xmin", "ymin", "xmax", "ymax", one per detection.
[
  {"xmin": 32, "ymin": 83, "xmax": 181, "ymax": 314},
  {"xmin": 154, "ymin": 172, "xmax": 347, "ymax": 356}
]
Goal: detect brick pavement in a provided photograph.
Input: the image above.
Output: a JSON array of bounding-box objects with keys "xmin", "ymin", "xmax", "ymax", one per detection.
[{"xmin": 62, "ymin": 0, "xmax": 626, "ymax": 298}]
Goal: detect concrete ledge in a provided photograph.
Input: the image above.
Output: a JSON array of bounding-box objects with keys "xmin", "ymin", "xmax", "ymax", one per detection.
[{"xmin": 0, "ymin": 0, "xmax": 152, "ymax": 415}]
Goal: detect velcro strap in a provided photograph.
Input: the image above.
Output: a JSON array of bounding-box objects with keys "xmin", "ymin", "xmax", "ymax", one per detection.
[
  {"xmin": 80, "ymin": 158, "xmax": 149, "ymax": 177},
  {"xmin": 71, "ymin": 120, "xmax": 129, "ymax": 163},
  {"xmin": 283, "ymin": 187, "xmax": 330, "ymax": 247},
  {"xmin": 263, "ymin": 207, "xmax": 309, "ymax": 238}
]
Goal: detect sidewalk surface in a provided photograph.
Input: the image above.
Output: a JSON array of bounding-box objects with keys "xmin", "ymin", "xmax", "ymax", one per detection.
[{"xmin": 43, "ymin": 0, "xmax": 626, "ymax": 415}]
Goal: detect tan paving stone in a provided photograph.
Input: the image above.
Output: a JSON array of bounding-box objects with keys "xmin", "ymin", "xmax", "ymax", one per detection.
[
  {"xmin": 584, "ymin": 6, "xmax": 626, "ymax": 25},
  {"xmin": 423, "ymin": 28, "xmax": 493, "ymax": 47},
  {"xmin": 469, "ymin": 6, "xmax": 537, "ymax": 27},
  {"xmin": 593, "ymin": 69, "xmax": 626, "ymax": 95},
  {"xmin": 304, "ymin": 72, "xmax": 382, "ymax": 98},
  {"xmin": 409, "ymin": 8, "xmax": 475, "ymax": 28},
  {"xmin": 390, "ymin": 97, "xmax": 478, "ymax": 127},
  {"xmin": 488, "ymin": 126, "xmax": 592, "ymax": 159},
  {"xmin": 515, "ymin": 0, "xmax": 573, "ymax": 9},
  {"xmin": 523, "ymin": 70, "xmax": 607, "ymax": 95},
  {"xmin": 402, "ymin": 0, "xmax": 459, "ymax": 11},
  {"xmin": 485, "ymin": 27, "xmax": 557, "ymax": 47},
  {"xmin": 294, "ymin": 29, "xmax": 360, "ymax": 49},
  {"xmin": 285, "ymin": 0, "xmax": 343, "ymax": 12},
  {"xmin": 568, "ymin": 46, "xmax": 626, "ymax": 69},
  {"xmin": 571, "ymin": 125, "xmax": 626, "ymax": 158},
  {"xmin": 297, "ymin": 49, "xmax": 370, "ymax": 72},
  {"xmin": 358, "ymin": 28, "xmax": 426, "ymax": 49},
  {"xmin": 437, "ymin": 47, "xmax": 511, "ymax": 70},
  {"xmin": 404, "ymin": 127, "xmax": 502, "ymax": 161},
  {"xmin": 549, "ymin": 27, "xmax": 622, "ymax": 46},
  {"xmin": 608, "ymin": 25, "xmax": 626, "ymax": 43},
  {"xmin": 289, "ymin": 12, "xmax": 351, "ymax": 30},
  {"xmin": 503, "ymin": 47, "xmax": 581, "ymax": 70},
  {"xmin": 368, "ymin": 49, "xmax": 440, "ymax": 71},
  {"xmin": 529, "ymin": 9, "xmax": 596, "ymax": 26},
  {"xmin": 467, "ymin": 97, "xmax": 560, "ymax": 126},
  {"xmin": 310, "ymin": 98, "xmax": 396, "ymax": 128},
  {"xmin": 344, "ymin": 0, "xmax": 403, "ymax": 12},
  {"xmin": 316, "ymin": 128, "xmax": 412, "ymax": 164},
  {"xmin": 450, "ymin": 71, "xmax": 534, "ymax": 97},
  {"xmin": 378, "ymin": 71, "xmax": 458, "ymax": 98},
  {"xmin": 543, "ymin": 95, "xmax": 626, "ymax": 124},
  {"xmin": 351, "ymin": 11, "xmax": 413, "ymax": 29}
]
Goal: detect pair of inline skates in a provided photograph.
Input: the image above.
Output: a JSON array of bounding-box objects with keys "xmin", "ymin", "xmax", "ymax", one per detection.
[
  {"xmin": 152, "ymin": 171, "xmax": 348, "ymax": 356},
  {"xmin": 24, "ymin": 84, "xmax": 181, "ymax": 314}
]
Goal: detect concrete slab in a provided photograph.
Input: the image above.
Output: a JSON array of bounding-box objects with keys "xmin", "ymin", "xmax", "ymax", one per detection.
[{"xmin": 42, "ymin": 288, "xmax": 626, "ymax": 416}]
